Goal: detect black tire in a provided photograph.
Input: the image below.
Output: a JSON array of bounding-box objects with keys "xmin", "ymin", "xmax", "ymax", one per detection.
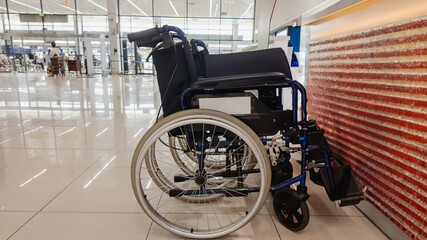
[{"xmin": 273, "ymin": 188, "xmax": 310, "ymax": 231}]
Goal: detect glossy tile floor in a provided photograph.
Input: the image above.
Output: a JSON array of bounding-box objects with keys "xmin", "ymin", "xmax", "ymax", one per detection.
[{"xmin": 0, "ymin": 73, "xmax": 388, "ymax": 240}]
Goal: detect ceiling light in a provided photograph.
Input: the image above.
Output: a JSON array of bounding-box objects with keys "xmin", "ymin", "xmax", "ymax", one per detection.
[
  {"xmin": 239, "ymin": 2, "xmax": 253, "ymax": 20},
  {"xmin": 169, "ymin": 0, "xmax": 179, "ymax": 16},
  {"xmin": 54, "ymin": 3, "xmax": 82, "ymax": 14},
  {"xmin": 127, "ymin": 0, "xmax": 148, "ymax": 17},
  {"xmin": 88, "ymin": 0, "xmax": 107, "ymax": 12},
  {"xmin": 10, "ymin": 0, "xmax": 51, "ymax": 14}
]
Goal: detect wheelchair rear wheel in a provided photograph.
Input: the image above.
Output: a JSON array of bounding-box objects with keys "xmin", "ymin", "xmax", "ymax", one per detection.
[{"xmin": 131, "ymin": 109, "xmax": 271, "ymax": 239}]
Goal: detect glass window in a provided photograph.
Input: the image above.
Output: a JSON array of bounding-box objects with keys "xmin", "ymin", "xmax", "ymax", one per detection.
[
  {"xmin": 120, "ymin": 16, "xmax": 154, "ymax": 36},
  {"xmin": 158, "ymin": 17, "xmax": 186, "ymax": 31},
  {"xmin": 6, "ymin": 13, "xmax": 43, "ymax": 33},
  {"xmin": 237, "ymin": 19, "xmax": 253, "ymax": 41},
  {"xmin": 187, "ymin": 18, "xmax": 221, "ymax": 41},
  {"xmin": 82, "ymin": 15, "xmax": 107, "ymax": 33}
]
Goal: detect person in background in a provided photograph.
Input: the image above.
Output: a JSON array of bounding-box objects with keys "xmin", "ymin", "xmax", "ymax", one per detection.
[
  {"xmin": 83, "ymin": 47, "xmax": 88, "ymax": 74},
  {"xmin": 35, "ymin": 54, "xmax": 44, "ymax": 70},
  {"xmin": 15, "ymin": 50, "xmax": 23, "ymax": 66},
  {"xmin": 28, "ymin": 51, "xmax": 34, "ymax": 60},
  {"xmin": 0, "ymin": 52, "xmax": 7, "ymax": 60},
  {"xmin": 50, "ymin": 42, "xmax": 61, "ymax": 58},
  {"xmin": 136, "ymin": 52, "xmax": 144, "ymax": 72}
]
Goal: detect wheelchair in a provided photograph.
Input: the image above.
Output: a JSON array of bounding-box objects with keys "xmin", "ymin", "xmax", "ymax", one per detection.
[{"xmin": 128, "ymin": 25, "xmax": 365, "ymax": 239}]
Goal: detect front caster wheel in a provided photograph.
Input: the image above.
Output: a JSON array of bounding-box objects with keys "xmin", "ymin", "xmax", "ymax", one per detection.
[{"xmin": 273, "ymin": 188, "xmax": 310, "ymax": 231}]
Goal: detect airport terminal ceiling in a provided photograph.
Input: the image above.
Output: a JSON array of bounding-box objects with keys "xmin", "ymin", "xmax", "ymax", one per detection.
[
  {"xmin": 0, "ymin": 0, "xmax": 254, "ymax": 18},
  {"xmin": 0, "ymin": 0, "xmax": 256, "ymax": 74}
]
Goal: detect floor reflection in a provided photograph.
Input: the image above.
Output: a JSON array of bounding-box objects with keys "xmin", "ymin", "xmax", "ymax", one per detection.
[{"xmin": 0, "ymin": 73, "xmax": 160, "ymax": 151}]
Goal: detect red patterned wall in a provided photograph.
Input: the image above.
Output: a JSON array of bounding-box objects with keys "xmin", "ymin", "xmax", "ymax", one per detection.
[{"xmin": 307, "ymin": 17, "xmax": 427, "ymax": 239}]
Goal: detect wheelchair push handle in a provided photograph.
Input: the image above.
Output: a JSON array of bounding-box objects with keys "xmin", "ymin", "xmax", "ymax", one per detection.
[
  {"xmin": 128, "ymin": 25, "xmax": 189, "ymax": 48},
  {"xmin": 128, "ymin": 27, "xmax": 162, "ymax": 48}
]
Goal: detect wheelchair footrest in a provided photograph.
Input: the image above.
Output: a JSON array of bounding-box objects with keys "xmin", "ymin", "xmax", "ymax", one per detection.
[
  {"xmin": 319, "ymin": 165, "xmax": 364, "ymax": 206},
  {"xmin": 338, "ymin": 194, "xmax": 365, "ymax": 207}
]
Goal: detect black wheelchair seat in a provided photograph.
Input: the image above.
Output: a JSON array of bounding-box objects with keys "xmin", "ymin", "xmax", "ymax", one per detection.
[{"xmin": 192, "ymin": 72, "xmax": 288, "ymax": 90}]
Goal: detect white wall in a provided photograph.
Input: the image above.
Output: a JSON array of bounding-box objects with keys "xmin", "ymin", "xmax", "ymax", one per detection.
[
  {"xmin": 270, "ymin": 0, "xmax": 327, "ymax": 32},
  {"xmin": 253, "ymin": 0, "xmax": 275, "ymax": 49}
]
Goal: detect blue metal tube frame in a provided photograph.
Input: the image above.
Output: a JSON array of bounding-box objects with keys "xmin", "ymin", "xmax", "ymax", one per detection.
[
  {"xmin": 308, "ymin": 145, "xmax": 336, "ymax": 191},
  {"xmin": 193, "ymin": 39, "xmax": 208, "ymax": 53},
  {"xmin": 283, "ymin": 79, "xmax": 299, "ymax": 129}
]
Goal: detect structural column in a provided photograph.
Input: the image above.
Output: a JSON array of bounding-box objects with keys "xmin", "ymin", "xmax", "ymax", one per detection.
[
  {"xmin": 107, "ymin": 0, "xmax": 120, "ymax": 75},
  {"xmin": 232, "ymin": 21, "xmax": 239, "ymax": 52}
]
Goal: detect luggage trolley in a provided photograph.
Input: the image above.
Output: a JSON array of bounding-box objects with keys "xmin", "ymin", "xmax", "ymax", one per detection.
[{"xmin": 128, "ymin": 25, "xmax": 365, "ymax": 239}]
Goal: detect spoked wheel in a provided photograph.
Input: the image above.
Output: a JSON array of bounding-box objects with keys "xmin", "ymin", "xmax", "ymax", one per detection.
[
  {"xmin": 273, "ymin": 188, "xmax": 309, "ymax": 231},
  {"xmin": 131, "ymin": 109, "xmax": 271, "ymax": 239}
]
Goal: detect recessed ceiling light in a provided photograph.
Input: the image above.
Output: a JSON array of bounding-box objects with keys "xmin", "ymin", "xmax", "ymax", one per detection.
[
  {"xmin": 54, "ymin": 3, "xmax": 82, "ymax": 14},
  {"xmin": 10, "ymin": 0, "xmax": 51, "ymax": 14},
  {"xmin": 169, "ymin": 0, "xmax": 179, "ymax": 17},
  {"xmin": 239, "ymin": 2, "xmax": 253, "ymax": 20},
  {"xmin": 88, "ymin": 0, "xmax": 107, "ymax": 12},
  {"xmin": 127, "ymin": 0, "xmax": 148, "ymax": 17}
]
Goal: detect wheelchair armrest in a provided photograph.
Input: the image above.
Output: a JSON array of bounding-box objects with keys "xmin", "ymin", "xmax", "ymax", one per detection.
[{"xmin": 191, "ymin": 72, "xmax": 289, "ymax": 90}]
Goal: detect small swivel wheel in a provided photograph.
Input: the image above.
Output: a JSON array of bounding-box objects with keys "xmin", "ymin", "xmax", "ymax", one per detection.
[{"xmin": 273, "ymin": 188, "xmax": 309, "ymax": 231}]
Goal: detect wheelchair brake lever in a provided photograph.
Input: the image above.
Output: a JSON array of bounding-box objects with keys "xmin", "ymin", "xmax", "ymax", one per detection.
[
  {"xmin": 146, "ymin": 26, "xmax": 176, "ymax": 62},
  {"xmin": 160, "ymin": 25, "xmax": 176, "ymax": 49}
]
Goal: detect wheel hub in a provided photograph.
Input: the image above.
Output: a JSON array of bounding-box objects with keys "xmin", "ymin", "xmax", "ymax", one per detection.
[{"xmin": 194, "ymin": 169, "xmax": 206, "ymax": 185}]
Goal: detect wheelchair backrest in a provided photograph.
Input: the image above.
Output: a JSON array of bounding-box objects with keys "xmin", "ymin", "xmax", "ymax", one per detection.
[
  {"xmin": 190, "ymin": 42, "xmax": 207, "ymax": 77},
  {"xmin": 152, "ymin": 42, "xmax": 192, "ymax": 117}
]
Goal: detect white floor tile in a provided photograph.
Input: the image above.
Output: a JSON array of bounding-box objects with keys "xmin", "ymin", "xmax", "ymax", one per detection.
[
  {"xmin": 43, "ymin": 167, "xmax": 142, "ymax": 213},
  {"xmin": 147, "ymin": 214, "xmax": 281, "ymax": 240},
  {"xmin": 0, "ymin": 166, "xmax": 86, "ymax": 211},
  {"xmin": 11, "ymin": 149, "xmax": 106, "ymax": 167},
  {"xmin": 9, "ymin": 212, "xmax": 151, "ymax": 240},
  {"xmin": 0, "ymin": 73, "xmax": 387, "ymax": 239},
  {"xmin": 92, "ymin": 150, "xmax": 134, "ymax": 168},
  {"xmin": 0, "ymin": 212, "xmax": 36, "ymax": 240},
  {"xmin": 273, "ymin": 215, "xmax": 388, "ymax": 240}
]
